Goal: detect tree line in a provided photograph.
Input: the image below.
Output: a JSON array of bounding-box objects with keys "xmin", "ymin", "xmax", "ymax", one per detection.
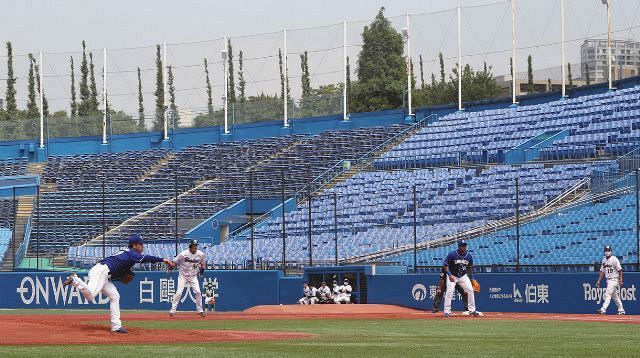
[{"xmin": 1, "ymin": 7, "xmax": 510, "ymax": 141}]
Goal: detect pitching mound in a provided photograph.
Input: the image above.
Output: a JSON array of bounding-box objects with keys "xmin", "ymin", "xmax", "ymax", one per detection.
[{"xmin": 0, "ymin": 314, "xmax": 311, "ymax": 345}]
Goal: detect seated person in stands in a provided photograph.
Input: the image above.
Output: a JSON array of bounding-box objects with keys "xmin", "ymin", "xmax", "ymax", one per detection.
[
  {"xmin": 334, "ymin": 278, "xmax": 353, "ymax": 304},
  {"xmin": 317, "ymin": 281, "xmax": 332, "ymax": 304}
]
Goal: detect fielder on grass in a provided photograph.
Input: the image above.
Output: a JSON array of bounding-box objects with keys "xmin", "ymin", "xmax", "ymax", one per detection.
[
  {"xmin": 432, "ymin": 267, "xmax": 468, "ymax": 313},
  {"xmin": 443, "ymin": 240, "xmax": 481, "ymax": 317},
  {"xmin": 63, "ymin": 234, "xmax": 176, "ymax": 333},
  {"xmin": 170, "ymin": 240, "xmax": 207, "ymax": 317},
  {"xmin": 596, "ymin": 245, "xmax": 625, "ymax": 315}
]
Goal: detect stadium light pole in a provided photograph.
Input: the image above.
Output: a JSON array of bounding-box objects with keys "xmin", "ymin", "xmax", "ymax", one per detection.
[
  {"xmin": 511, "ymin": 0, "xmax": 517, "ymax": 105},
  {"xmin": 457, "ymin": 5, "xmax": 463, "ymax": 111},
  {"xmin": 333, "ymin": 192, "xmax": 338, "ymax": 266},
  {"xmin": 343, "ymin": 20, "xmax": 348, "ymax": 121},
  {"xmin": 413, "ymin": 184, "xmax": 417, "ymax": 273},
  {"xmin": 403, "ymin": 14, "xmax": 413, "ymax": 119},
  {"xmin": 602, "ymin": 0, "xmax": 613, "ymax": 90},
  {"xmin": 561, "ymin": 0, "xmax": 566, "ymax": 98},
  {"xmin": 102, "ymin": 48, "xmax": 108, "ymax": 145},
  {"xmin": 249, "ymin": 170, "xmax": 255, "ymax": 270},
  {"xmin": 39, "ymin": 52, "xmax": 44, "ymax": 149},
  {"xmin": 283, "ymin": 29, "xmax": 289, "ymax": 128},
  {"xmin": 222, "ymin": 37, "xmax": 229, "ymax": 134},
  {"xmin": 307, "ymin": 173, "xmax": 312, "ymax": 267}
]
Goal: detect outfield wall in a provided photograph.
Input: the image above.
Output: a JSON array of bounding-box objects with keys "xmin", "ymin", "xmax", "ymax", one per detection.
[
  {"xmin": 3, "ymin": 271, "xmax": 302, "ymax": 312},
  {"xmin": 368, "ymin": 273, "xmax": 639, "ymax": 314}
]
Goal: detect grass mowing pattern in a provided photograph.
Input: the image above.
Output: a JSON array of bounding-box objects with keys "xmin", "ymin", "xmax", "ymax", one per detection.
[{"xmin": 1, "ymin": 318, "xmax": 638, "ymax": 357}]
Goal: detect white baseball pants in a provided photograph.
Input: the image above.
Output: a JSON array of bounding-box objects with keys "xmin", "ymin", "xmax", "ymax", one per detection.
[
  {"xmin": 170, "ymin": 275, "xmax": 203, "ymax": 313},
  {"xmin": 334, "ymin": 295, "xmax": 350, "ymax": 304},
  {"xmin": 70, "ymin": 263, "xmax": 121, "ymax": 331},
  {"xmin": 601, "ymin": 279, "xmax": 624, "ymax": 313},
  {"xmin": 444, "ymin": 274, "xmax": 476, "ymax": 314}
]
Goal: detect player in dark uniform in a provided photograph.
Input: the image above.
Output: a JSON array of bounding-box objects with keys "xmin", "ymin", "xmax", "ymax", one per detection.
[
  {"xmin": 443, "ymin": 240, "xmax": 480, "ymax": 317},
  {"xmin": 432, "ymin": 267, "xmax": 468, "ymax": 313}
]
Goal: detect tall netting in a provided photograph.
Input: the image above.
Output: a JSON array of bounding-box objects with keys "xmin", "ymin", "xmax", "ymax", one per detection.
[{"xmin": 1, "ymin": 1, "xmax": 640, "ymax": 141}]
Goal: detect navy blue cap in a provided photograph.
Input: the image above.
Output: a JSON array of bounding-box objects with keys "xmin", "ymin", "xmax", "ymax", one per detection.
[
  {"xmin": 128, "ymin": 234, "xmax": 143, "ymax": 246},
  {"xmin": 458, "ymin": 240, "xmax": 468, "ymax": 247}
]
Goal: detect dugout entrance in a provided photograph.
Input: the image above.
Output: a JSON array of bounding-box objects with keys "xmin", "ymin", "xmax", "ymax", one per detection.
[{"xmin": 303, "ymin": 265, "xmax": 372, "ymax": 304}]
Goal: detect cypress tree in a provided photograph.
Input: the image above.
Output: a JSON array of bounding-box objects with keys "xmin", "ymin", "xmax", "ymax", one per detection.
[
  {"xmin": 33, "ymin": 56, "xmax": 49, "ymax": 117},
  {"xmin": 567, "ymin": 63, "xmax": 573, "ymax": 87},
  {"xmin": 238, "ymin": 51, "xmax": 246, "ymax": 102},
  {"xmin": 70, "ymin": 56, "xmax": 77, "ymax": 117},
  {"xmin": 279, "ymin": 49, "xmax": 285, "ymax": 100},
  {"xmin": 153, "ymin": 44, "xmax": 164, "ymax": 130},
  {"xmin": 346, "ymin": 56, "xmax": 351, "ymax": 107},
  {"xmin": 300, "ymin": 51, "xmax": 311, "ymax": 97},
  {"xmin": 79, "ymin": 41, "xmax": 90, "ymax": 116},
  {"xmin": 584, "ymin": 63, "xmax": 591, "ymax": 85},
  {"xmin": 527, "ymin": 55, "xmax": 533, "ymax": 93},
  {"xmin": 419, "ymin": 55, "xmax": 425, "ymax": 89},
  {"xmin": 227, "ymin": 40, "xmax": 236, "ymax": 103},
  {"xmin": 89, "ymin": 52, "xmax": 98, "ymax": 112},
  {"xmin": 439, "ymin": 52, "xmax": 446, "ymax": 85},
  {"xmin": 204, "ymin": 58, "xmax": 213, "ymax": 115},
  {"xmin": 167, "ymin": 65, "xmax": 178, "ymax": 127},
  {"xmin": 26, "ymin": 54, "xmax": 38, "ymax": 118},
  {"xmin": 4, "ymin": 42, "xmax": 17, "ymax": 114},
  {"xmin": 137, "ymin": 67, "xmax": 145, "ymax": 130}
]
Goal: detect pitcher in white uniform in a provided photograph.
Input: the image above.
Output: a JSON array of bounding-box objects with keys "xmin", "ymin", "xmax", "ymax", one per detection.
[
  {"xmin": 596, "ymin": 245, "xmax": 625, "ymax": 315},
  {"xmin": 169, "ymin": 240, "xmax": 207, "ymax": 317}
]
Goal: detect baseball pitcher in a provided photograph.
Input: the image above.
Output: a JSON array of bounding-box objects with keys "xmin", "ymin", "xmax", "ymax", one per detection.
[
  {"xmin": 596, "ymin": 245, "xmax": 625, "ymax": 315},
  {"xmin": 443, "ymin": 240, "xmax": 480, "ymax": 317},
  {"xmin": 169, "ymin": 240, "xmax": 207, "ymax": 317},
  {"xmin": 63, "ymin": 234, "xmax": 176, "ymax": 333}
]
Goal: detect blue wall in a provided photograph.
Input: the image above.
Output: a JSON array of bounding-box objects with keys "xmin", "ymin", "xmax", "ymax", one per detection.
[
  {"xmin": 368, "ymin": 272, "xmax": 639, "ymax": 314},
  {"xmin": 4, "ymin": 270, "xmax": 302, "ymax": 311}
]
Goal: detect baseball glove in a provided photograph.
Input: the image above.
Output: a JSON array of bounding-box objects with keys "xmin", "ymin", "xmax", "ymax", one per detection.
[
  {"xmin": 120, "ymin": 271, "xmax": 135, "ymax": 284},
  {"xmin": 471, "ymin": 279, "xmax": 481, "ymax": 292}
]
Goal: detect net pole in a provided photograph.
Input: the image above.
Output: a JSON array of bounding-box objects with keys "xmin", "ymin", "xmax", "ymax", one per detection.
[
  {"xmin": 102, "ymin": 180, "xmax": 106, "ymax": 259},
  {"xmin": 413, "ymin": 184, "xmax": 417, "ymax": 273},
  {"xmin": 511, "ymin": 0, "xmax": 517, "ymax": 104},
  {"xmin": 102, "ymin": 48, "xmax": 108, "ymax": 144},
  {"xmin": 343, "ymin": 20, "xmax": 348, "ymax": 121},
  {"xmin": 174, "ymin": 168, "xmax": 178, "ymax": 256},
  {"xmin": 36, "ymin": 185, "xmax": 40, "ymax": 271},
  {"xmin": 283, "ymin": 29, "xmax": 289, "ymax": 127},
  {"xmin": 334, "ymin": 192, "xmax": 338, "ymax": 266},
  {"xmin": 561, "ymin": 0, "xmax": 566, "ymax": 97},
  {"xmin": 39, "ymin": 52, "xmax": 44, "ymax": 149},
  {"xmin": 606, "ymin": 0, "xmax": 612, "ymax": 90},
  {"xmin": 249, "ymin": 170, "xmax": 255, "ymax": 270},
  {"xmin": 163, "ymin": 43, "xmax": 169, "ymax": 140},
  {"xmin": 636, "ymin": 169, "xmax": 639, "ymax": 271},
  {"xmin": 515, "ymin": 178, "xmax": 521, "ymax": 272},
  {"xmin": 12, "ymin": 187, "xmax": 16, "ymax": 271},
  {"xmin": 281, "ymin": 169, "xmax": 286, "ymax": 273},
  {"xmin": 307, "ymin": 173, "xmax": 312, "ymax": 267},
  {"xmin": 457, "ymin": 5, "xmax": 463, "ymax": 111}
]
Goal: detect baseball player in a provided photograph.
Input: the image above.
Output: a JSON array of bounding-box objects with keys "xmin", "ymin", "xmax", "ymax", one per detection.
[
  {"xmin": 63, "ymin": 234, "xmax": 176, "ymax": 333},
  {"xmin": 432, "ymin": 267, "xmax": 468, "ymax": 313},
  {"xmin": 331, "ymin": 280, "xmax": 341, "ymax": 303},
  {"xmin": 318, "ymin": 281, "xmax": 332, "ymax": 304},
  {"xmin": 170, "ymin": 240, "xmax": 207, "ymax": 317},
  {"xmin": 596, "ymin": 245, "xmax": 625, "ymax": 315},
  {"xmin": 334, "ymin": 278, "xmax": 352, "ymax": 304},
  {"xmin": 203, "ymin": 280, "xmax": 216, "ymax": 312},
  {"xmin": 308, "ymin": 283, "xmax": 319, "ymax": 305},
  {"xmin": 298, "ymin": 282, "xmax": 312, "ymax": 305},
  {"xmin": 443, "ymin": 240, "xmax": 479, "ymax": 317}
]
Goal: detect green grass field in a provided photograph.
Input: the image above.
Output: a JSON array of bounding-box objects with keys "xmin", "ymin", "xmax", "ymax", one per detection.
[{"xmin": 0, "ymin": 312, "xmax": 638, "ymax": 357}]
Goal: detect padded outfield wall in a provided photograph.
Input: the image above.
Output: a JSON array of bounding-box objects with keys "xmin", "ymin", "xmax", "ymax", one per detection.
[{"xmin": 2, "ymin": 270, "xmax": 638, "ymax": 314}]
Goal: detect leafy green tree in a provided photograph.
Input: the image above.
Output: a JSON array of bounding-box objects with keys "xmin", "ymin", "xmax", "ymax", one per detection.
[
  {"xmin": 278, "ymin": 49, "xmax": 290, "ymax": 100},
  {"xmin": 527, "ymin": 55, "xmax": 533, "ymax": 93},
  {"xmin": 439, "ymin": 52, "xmax": 446, "ymax": 85},
  {"xmin": 567, "ymin": 63, "xmax": 573, "ymax": 87},
  {"xmin": 26, "ymin": 54, "xmax": 38, "ymax": 119},
  {"xmin": 346, "ymin": 56, "xmax": 351, "ymax": 112},
  {"xmin": 4, "ymin": 42, "xmax": 17, "ymax": 114},
  {"xmin": 89, "ymin": 53, "xmax": 99, "ymax": 112},
  {"xmin": 227, "ymin": 40, "xmax": 236, "ymax": 103},
  {"xmin": 167, "ymin": 65, "xmax": 179, "ymax": 127},
  {"xmin": 79, "ymin": 41, "xmax": 91, "ymax": 116},
  {"xmin": 70, "ymin": 56, "xmax": 77, "ymax": 118},
  {"xmin": 153, "ymin": 44, "xmax": 164, "ymax": 131},
  {"xmin": 352, "ymin": 7, "xmax": 405, "ymax": 112},
  {"xmin": 137, "ymin": 67, "xmax": 145, "ymax": 131},
  {"xmin": 300, "ymin": 51, "xmax": 311, "ymax": 97},
  {"xmin": 238, "ymin": 51, "xmax": 246, "ymax": 102},
  {"xmin": 510, "ymin": 57, "xmax": 513, "ymax": 78}
]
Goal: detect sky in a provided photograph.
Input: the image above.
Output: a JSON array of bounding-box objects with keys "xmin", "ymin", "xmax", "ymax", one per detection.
[{"xmin": 1, "ymin": 0, "xmax": 639, "ymax": 117}]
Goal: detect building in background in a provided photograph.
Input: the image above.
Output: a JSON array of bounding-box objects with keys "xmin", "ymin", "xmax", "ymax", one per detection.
[{"xmin": 581, "ymin": 39, "xmax": 640, "ymax": 83}]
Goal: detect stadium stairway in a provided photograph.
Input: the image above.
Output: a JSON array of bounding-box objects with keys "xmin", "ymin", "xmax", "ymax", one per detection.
[
  {"xmin": 136, "ymin": 151, "xmax": 176, "ymax": 182},
  {"xmin": 0, "ymin": 195, "xmax": 34, "ymax": 271}
]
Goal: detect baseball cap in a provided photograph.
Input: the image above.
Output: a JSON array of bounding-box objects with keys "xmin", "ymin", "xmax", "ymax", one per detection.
[
  {"xmin": 128, "ymin": 234, "xmax": 144, "ymax": 246},
  {"xmin": 458, "ymin": 240, "xmax": 468, "ymax": 247}
]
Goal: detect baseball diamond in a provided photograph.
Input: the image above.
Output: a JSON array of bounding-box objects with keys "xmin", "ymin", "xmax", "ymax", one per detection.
[{"xmin": 2, "ymin": 0, "xmax": 640, "ymax": 356}]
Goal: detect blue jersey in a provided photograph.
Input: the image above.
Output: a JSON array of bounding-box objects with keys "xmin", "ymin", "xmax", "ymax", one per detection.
[
  {"xmin": 444, "ymin": 250, "xmax": 473, "ymax": 278},
  {"xmin": 99, "ymin": 249, "xmax": 164, "ymax": 280}
]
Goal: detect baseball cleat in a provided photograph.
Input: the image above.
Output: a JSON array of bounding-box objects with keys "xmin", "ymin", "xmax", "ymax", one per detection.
[
  {"xmin": 618, "ymin": 311, "xmax": 626, "ymax": 315},
  {"xmin": 63, "ymin": 273, "xmax": 77, "ymax": 287},
  {"xmin": 112, "ymin": 327, "xmax": 128, "ymax": 333},
  {"xmin": 200, "ymin": 311, "xmax": 206, "ymax": 318},
  {"xmin": 443, "ymin": 312, "xmax": 450, "ymax": 318},
  {"xmin": 596, "ymin": 309, "xmax": 605, "ymax": 315},
  {"xmin": 470, "ymin": 311, "xmax": 483, "ymax": 317},
  {"xmin": 169, "ymin": 312, "xmax": 175, "ymax": 318},
  {"xmin": 461, "ymin": 311, "xmax": 470, "ymax": 316}
]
